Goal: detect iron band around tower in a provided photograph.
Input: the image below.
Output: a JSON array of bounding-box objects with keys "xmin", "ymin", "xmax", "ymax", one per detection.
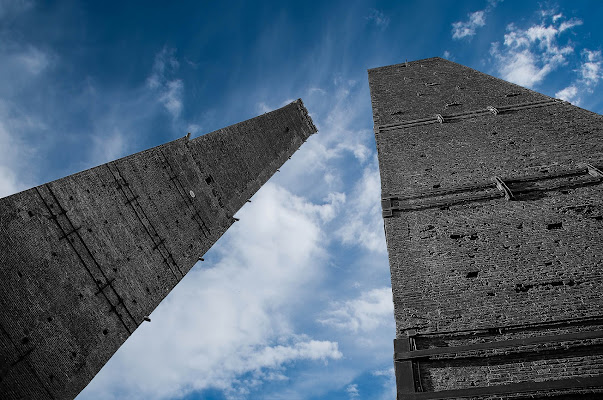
[
  {"xmin": 374, "ymin": 98, "xmax": 565, "ymax": 133},
  {"xmin": 394, "ymin": 316, "xmax": 603, "ymax": 399},
  {"xmin": 382, "ymin": 163, "xmax": 603, "ymax": 217}
]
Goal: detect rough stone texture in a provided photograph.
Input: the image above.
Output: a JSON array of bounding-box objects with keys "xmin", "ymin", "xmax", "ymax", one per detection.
[
  {"xmin": 369, "ymin": 58, "xmax": 603, "ymax": 398},
  {"xmin": 0, "ymin": 100, "xmax": 317, "ymax": 400}
]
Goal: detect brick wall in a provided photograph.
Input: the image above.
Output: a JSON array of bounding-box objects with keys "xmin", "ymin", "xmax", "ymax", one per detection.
[{"xmin": 369, "ymin": 58, "xmax": 603, "ymax": 398}]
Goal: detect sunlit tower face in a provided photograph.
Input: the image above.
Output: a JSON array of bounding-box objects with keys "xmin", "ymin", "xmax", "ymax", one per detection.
[{"xmin": 369, "ymin": 57, "xmax": 603, "ymax": 399}]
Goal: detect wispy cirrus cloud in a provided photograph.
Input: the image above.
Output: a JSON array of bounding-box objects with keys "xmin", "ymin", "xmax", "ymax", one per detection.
[
  {"xmin": 555, "ymin": 49, "xmax": 603, "ymax": 105},
  {"xmin": 336, "ymin": 157, "xmax": 385, "ymax": 253},
  {"xmin": 373, "ymin": 368, "xmax": 396, "ymax": 400},
  {"xmin": 318, "ymin": 288, "xmax": 393, "ymax": 335},
  {"xmin": 0, "ymin": 101, "xmax": 39, "ymax": 196},
  {"xmin": 346, "ymin": 383, "xmax": 360, "ymax": 399},
  {"xmin": 555, "ymin": 85, "xmax": 578, "ymax": 103},
  {"xmin": 13, "ymin": 45, "xmax": 50, "ymax": 75},
  {"xmin": 269, "ymin": 79, "xmax": 373, "ymax": 201},
  {"xmin": 147, "ymin": 47, "xmax": 184, "ymax": 119},
  {"xmin": 580, "ymin": 49, "xmax": 602, "ymax": 86},
  {"xmin": 452, "ymin": 10, "xmax": 486, "ymax": 40},
  {"xmin": 451, "ymin": 0, "xmax": 501, "ymax": 40},
  {"xmin": 366, "ymin": 9, "xmax": 389, "ymax": 30}
]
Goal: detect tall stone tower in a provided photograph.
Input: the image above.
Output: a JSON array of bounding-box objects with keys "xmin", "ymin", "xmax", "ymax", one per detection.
[
  {"xmin": 369, "ymin": 58, "xmax": 603, "ymax": 398},
  {"xmin": 0, "ymin": 100, "xmax": 316, "ymax": 400}
]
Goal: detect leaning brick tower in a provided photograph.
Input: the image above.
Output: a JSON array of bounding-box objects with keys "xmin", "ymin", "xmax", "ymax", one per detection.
[
  {"xmin": 0, "ymin": 100, "xmax": 316, "ymax": 400},
  {"xmin": 368, "ymin": 57, "xmax": 603, "ymax": 398}
]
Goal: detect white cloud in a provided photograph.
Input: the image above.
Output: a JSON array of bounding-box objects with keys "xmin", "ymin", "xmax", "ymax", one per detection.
[
  {"xmin": 559, "ymin": 18, "xmax": 583, "ymax": 32},
  {"xmin": 308, "ymin": 87, "xmax": 326, "ymax": 96},
  {"xmin": 248, "ymin": 340, "xmax": 342, "ymax": 369},
  {"xmin": 0, "ymin": 99, "xmax": 41, "ymax": 197},
  {"xmin": 186, "ymin": 123, "xmax": 202, "ymax": 135},
  {"xmin": 0, "ymin": 121, "xmax": 21, "ymax": 197},
  {"xmin": 555, "ymin": 85, "xmax": 579, "ymax": 104},
  {"xmin": 490, "ymin": 14, "xmax": 583, "ymax": 88},
  {"xmin": 372, "ymin": 368, "xmax": 394, "ymax": 377},
  {"xmin": 147, "ymin": 48, "xmax": 184, "ymax": 119},
  {"xmin": 91, "ymin": 130, "xmax": 127, "ymax": 164},
  {"xmin": 452, "ymin": 10, "xmax": 486, "ymax": 39},
  {"xmin": 525, "ymin": 25, "xmax": 558, "ymax": 49},
  {"xmin": 257, "ymin": 101, "xmax": 272, "ymax": 114},
  {"xmin": 79, "ymin": 183, "xmax": 343, "ymax": 400},
  {"xmin": 270, "ymin": 81, "xmax": 374, "ymax": 200},
  {"xmin": 346, "ymin": 383, "xmax": 359, "ymax": 398},
  {"xmin": 318, "ymin": 288, "xmax": 393, "ymax": 334},
  {"xmin": 336, "ymin": 159, "xmax": 385, "ymax": 253},
  {"xmin": 366, "ymin": 9, "xmax": 389, "ymax": 30},
  {"xmin": 372, "ymin": 368, "xmax": 396, "ymax": 400},
  {"xmin": 451, "ymin": 0, "xmax": 502, "ymax": 40},
  {"xmin": 159, "ymin": 79, "xmax": 183, "ymax": 117},
  {"xmin": 494, "ymin": 48, "xmax": 554, "ymax": 87},
  {"xmin": 14, "ymin": 46, "xmax": 50, "ymax": 75},
  {"xmin": 0, "ymin": 165, "xmax": 21, "ymax": 198},
  {"xmin": 580, "ymin": 50, "xmax": 602, "ymax": 86},
  {"xmin": 314, "ymin": 191, "xmax": 346, "ymax": 223},
  {"xmin": 256, "ymin": 98, "xmax": 297, "ymax": 115},
  {"xmin": 551, "ymin": 49, "xmax": 601, "ymax": 106}
]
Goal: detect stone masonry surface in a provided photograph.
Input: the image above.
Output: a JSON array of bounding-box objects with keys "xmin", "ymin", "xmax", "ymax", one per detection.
[
  {"xmin": 369, "ymin": 57, "xmax": 603, "ymax": 398},
  {"xmin": 0, "ymin": 99, "xmax": 316, "ymax": 400}
]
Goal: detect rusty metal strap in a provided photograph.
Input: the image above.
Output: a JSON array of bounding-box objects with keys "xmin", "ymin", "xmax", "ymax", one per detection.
[
  {"xmin": 493, "ymin": 176, "xmax": 514, "ymax": 201},
  {"xmin": 383, "ymin": 191, "xmax": 502, "ymax": 216},
  {"xmin": 400, "ymin": 375, "xmax": 603, "ymax": 400},
  {"xmin": 382, "ymin": 164, "xmax": 602, "ymax": 217},
  {"xmin": 394, "ymin": 330, "xmax": 603, "ymax": 361},
  {"xmin": 375, "ymin": 99, "xmax": 562, "ymax": 133}
]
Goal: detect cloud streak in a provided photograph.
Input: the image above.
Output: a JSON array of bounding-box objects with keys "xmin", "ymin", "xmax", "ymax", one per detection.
[
  {"xmin": 451, "ymin": 1, "xmax": 501, "ymax": 40},
  {"xmin": 147, "ymin": 47, "xmax": 184, "ymax": 119},
  {"xmin": 366, "ymin": 9, "xmax": 390, "ymax": 30},
  {"xmin": 452, "ymin": 10, "xmax": 486, "ymax": 40},
  {"xmin": 336, "ymin": 157, "xmax": 385, "ymax": 253}
]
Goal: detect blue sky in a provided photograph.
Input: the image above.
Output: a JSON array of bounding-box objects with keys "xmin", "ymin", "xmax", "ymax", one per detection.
[{"xmin": 1, "ymin": 1, "xmax": 602, "ymax": 399}]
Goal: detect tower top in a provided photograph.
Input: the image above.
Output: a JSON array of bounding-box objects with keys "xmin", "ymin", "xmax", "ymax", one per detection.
[{"xmin": 368, "ymin": 57, "xmax": 553, "ymax": 126}]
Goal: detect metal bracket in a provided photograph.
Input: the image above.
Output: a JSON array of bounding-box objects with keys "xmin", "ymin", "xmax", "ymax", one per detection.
[
  {"xmin": 494, "ymin": 176, "xmax": 515, "ymax": 201},
  {"xmin": 395, "ymin": 330, "xmax": 603, "ymax": 399},
  {"xmin": 585, "ymin": 163, "xmax": 603, "ymax": 179},
  {"xmin": 487, "ymin": 105, "xmax": 499, "ymax": 115},
  {"xmin": 395, "ymin": 330, "xmax": 603, "ymax": 361}
]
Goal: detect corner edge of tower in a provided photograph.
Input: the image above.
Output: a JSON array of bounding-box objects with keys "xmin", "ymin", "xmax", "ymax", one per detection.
[{"xmin": 293, "ymin": 98, "xmax": 318, "ymax": 137}]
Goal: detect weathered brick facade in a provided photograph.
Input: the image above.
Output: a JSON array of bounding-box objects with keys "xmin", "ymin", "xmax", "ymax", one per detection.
[
  {"xmin": 0, "ymin": 100, "xmax": 316, "ymax": 399},
  {"xmin": 369, "ymin": 58, "xmax": 603, "ymax": 398}
]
